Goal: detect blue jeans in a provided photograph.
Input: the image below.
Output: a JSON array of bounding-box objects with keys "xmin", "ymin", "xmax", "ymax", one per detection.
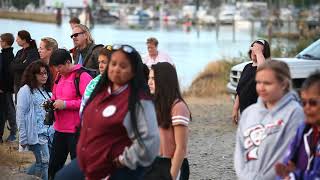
[
  {"xmin": 55, "ymin": 158, "xmax": 145, "ymax": 180},
  {"xmin": 27, "ymin": 143, "xmax": 49, "ymax": 180}
]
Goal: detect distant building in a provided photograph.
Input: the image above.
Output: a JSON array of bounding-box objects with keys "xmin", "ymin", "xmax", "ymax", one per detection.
[{"xmin": 45, "ymin": 0, "xmax": 93, "ymax": 8}]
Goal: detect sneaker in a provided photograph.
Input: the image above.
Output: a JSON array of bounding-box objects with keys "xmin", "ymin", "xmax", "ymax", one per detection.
[{"xmin": 6, "ymin": 134, "xmax": 16, "ymax": 142}]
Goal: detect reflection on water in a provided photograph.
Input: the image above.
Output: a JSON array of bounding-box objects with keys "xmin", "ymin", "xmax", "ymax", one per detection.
[{"xmin": 0, "ymin": 18, "xmax": 261, "ymax": 89}]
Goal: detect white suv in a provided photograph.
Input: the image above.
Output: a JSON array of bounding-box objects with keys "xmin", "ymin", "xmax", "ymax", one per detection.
[{"xmin": 227, "ymin": 39, "xmax": 320, "ymax": 99}]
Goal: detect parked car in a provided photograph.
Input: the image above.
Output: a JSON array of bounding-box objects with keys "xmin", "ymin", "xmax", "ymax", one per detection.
[{"xmin": 227, "ymin": 39, "xmax": 320, "ymax": 99}]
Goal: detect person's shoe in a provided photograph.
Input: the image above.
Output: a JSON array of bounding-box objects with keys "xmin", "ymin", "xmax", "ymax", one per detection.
[{"xmin": 6, "ymin": 134, "xmax": 16, "ymax": 142}]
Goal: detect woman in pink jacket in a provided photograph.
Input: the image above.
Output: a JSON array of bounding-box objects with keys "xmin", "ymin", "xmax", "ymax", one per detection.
[{"xmin": 47, "ymin": 49, "xmax": 92, "ymax": 179}]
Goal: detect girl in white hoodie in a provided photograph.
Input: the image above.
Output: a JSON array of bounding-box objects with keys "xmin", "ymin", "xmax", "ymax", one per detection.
[{"xmin": 234, "ymin": 60, "xmax": 304, "ymax": 180}]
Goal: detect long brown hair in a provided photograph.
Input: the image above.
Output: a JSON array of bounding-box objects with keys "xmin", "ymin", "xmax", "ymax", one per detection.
[{"xmin": 151, "ymin": 62, "xmax": 190, "ymax": 129}]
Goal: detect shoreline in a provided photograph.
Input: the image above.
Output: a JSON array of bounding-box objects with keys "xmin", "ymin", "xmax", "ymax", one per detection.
[{"xmin": 0, "ymin": 10, "xmax": 57, "ymax": 23}]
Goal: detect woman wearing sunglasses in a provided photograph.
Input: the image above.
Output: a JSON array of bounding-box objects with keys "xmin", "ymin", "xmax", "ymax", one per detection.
[
  {"xmin": 234, "ymin": 60, "xmax": 304, "ymax": 180},
  {"xmin": 275, "ymin": 71, "xmax": 320, "ymax": 180},
  {"xmin": 80, "ymin": 46, "xmax": 113, "ymax": 117},
  {"xmin": 144, "ymin": 62, "xmax": 191, "ymax": 180},
  {"xmin": 55, "ymin": 44, "xmax": 160, "ymax": 180},
  {"xmin": 232, "ymin": 39, "xmax": 270, "ymax": 124}
]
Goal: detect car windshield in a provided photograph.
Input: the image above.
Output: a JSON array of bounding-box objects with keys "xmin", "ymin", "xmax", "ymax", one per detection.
[{"xmin": 296, "ymin": 39, "xmax": 320, "ymax": 60}]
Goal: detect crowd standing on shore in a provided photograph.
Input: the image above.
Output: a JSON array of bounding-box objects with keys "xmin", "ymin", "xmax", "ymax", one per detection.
[{"xmin": 0, "ymin": 20, "xmax": 319, "ymax": 180}]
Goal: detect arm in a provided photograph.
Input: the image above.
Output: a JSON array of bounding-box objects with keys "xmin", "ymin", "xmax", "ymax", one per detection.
[
  {"xmin": 121, "ymin": 100, "xmax": 160, "ymax": 169},
  {"xmin": 171, "ymin": 125, "xmax": 188, "ymax": 180},
  {"xmin": 234, "ymin": 123, "xmax": 245, "ymax": 178},
  {"xmin": 16, "ymin": 86, "xmax": 31, "ymax": 146},
  {"xmin": 54, "ymin": 72, "xmax": 92, "ymax": 110},
  {"xmin": 232, "ymin": 95, "xmax": 240, "ymax": 124}
]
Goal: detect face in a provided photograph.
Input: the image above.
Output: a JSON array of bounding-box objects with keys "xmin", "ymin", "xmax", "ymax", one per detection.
[
  {"xmin": 98, "ymin": 54, "xmax": 108, "ymax": 75},
  {"xmin": 16, "ymin": 36, "xmax": 26, "ymax": 47},
  {"xmin": 39, "ymin": 41, "xmax": 53, "ymax": 62},
  {"xmin": 0, "ymin": 38, "xmax": 5, "ymax": 48},
  {"xmin": 250, "ymin": 42, "xmax": 264, "ymax": 62},
  {"xmin": 147, "ymin": 43, "xmax": 157, "ymax": 57},
  {"xmin": 148, "ymin": 69, "xmax": 155, "ymax": 94},
  {"xmin": 256, "ymin": 69, "xmax": 286, "ymax": 107},
  {"xmin": 108, "ymin": 51, "xmax": 134, "ymax": 89},
  {"xmin": 54, "ymin": 61, "xmax": 71, "ymax": 76},
  {"xmin": 70, "ymin": 22, "xmax": 77, "ymax": 29},
  {"xmin": 36, "ymin": 67, "xmax": 48, "ymax": 86},
  {"xmin": 71, "ymin": 27, "xmax": 87, "ymax": 48},
  {"xmin": 301, "ymin": 86, "xmax": 320, "ymax": 125}
]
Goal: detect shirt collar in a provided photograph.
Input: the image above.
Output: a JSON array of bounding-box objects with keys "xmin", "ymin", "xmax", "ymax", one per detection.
[{"xmin": 107, "ymin": 84, "xmax": 129, "ymax": 96}]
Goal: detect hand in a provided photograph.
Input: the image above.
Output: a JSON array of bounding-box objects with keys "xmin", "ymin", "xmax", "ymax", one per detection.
[
  {"xmin": 113, "ymin": 156, "xmax": 125, "ymax": 168},
  {"xmin": 251, "ymin": 43, "xmax": 264, "ymax": 55},
  {"xmin": 232, "ymin": 108, "xmax": 239, "ymax": 125},
  {"xmin": 275, "ymin": 162, "xmax": 292, "ymax": 178},
  {"xmin": 21, "ymin": 144, "xmax": 27, "ymax": 148},
  {"xmin": 53, "ymin": 100, "xmax": 65, "ymax": 110}
]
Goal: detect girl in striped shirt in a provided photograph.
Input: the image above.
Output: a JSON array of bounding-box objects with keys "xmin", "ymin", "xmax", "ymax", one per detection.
[{"xmin": 145, "ymin": 62, "xmax": 191, "ymax": 180}]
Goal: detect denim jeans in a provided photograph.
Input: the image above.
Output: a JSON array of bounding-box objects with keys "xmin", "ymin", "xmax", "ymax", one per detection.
[{"xmin": 27, "ymin": 143, "xmax": 49, "ymax": 180}]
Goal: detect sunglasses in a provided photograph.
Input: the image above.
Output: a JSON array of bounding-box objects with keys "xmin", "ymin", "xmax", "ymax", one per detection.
[
  {"xmin": 112, "ymin": 44, "xmax": 134, "ymax": 53},
  {"xmin": 301, "ymin": 98, "xmax": 320, "ymax": 107},
  {"xmin": 254, "ymin": 39, "xmax": 265, "ymax": 45},
  {"xmin": 70, "ymin": 32, "xmax": 85, "ymax": 39},
  {"xmin": 37, "ymin": 71, "xmax": 48, "ymax": 76}
]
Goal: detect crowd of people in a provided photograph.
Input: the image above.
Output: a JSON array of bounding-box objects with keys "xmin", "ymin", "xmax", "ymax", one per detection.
[{"xmin": 0, "ymin": 20, "xmax": 319, "ymax": 180}]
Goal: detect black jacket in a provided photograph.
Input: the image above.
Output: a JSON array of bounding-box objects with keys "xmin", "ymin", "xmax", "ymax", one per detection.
[
  {"xmin": 73, "ymin": 43, "xmax": 103, "ymax": 70},
  {"xmin": 0, "ymin": 47, "xmax": 15, "ymax": 93},
  {"xmin": 11, "ymin": 46, "xmax": 39, "ymax": 90}
]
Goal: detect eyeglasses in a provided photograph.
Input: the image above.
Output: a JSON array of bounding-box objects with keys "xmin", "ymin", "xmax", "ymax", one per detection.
[
  {"xmin": 302, "ymin": 98, "xmax": 320, "ymax": 107},
  {"xmin": 112, "ymin": 44, "xmax": 134, "ymax": 53},
  {"xmin": 70, "ymin": 32, "xmax": 85, "ymax": 39},
  {"xmin": 37, "ymin": 71, "xmax": 48, "ymax": 76}
]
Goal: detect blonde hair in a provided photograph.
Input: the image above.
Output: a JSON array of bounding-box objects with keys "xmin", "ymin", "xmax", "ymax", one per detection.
[
  {"xmin": 257, "ymin": 60, "xmax": 292, "ymax": 92},
  {"xmin": 41, "ymin": 37, "xmax": 58, "ymax": 51},
  {"xmin": 73, "ymin": 24, "xmax": 94, "ymax": 44}
]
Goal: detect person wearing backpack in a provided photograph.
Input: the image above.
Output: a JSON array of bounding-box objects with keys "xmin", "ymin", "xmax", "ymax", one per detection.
[
  {"xmin": 70, "ymin": 24, "xmax": 103, "ymax": 70},
  {"xmin": 48, "ymin": 49, "xmax": 92, "ymax": 179}
]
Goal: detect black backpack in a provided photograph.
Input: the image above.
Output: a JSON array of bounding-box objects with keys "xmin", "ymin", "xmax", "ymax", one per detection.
[{"xmin": 55, "ymin": 67, "xmax": 97, "ymax": 97}]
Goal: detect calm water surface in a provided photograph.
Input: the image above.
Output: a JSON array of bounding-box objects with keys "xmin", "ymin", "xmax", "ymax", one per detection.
[{"xmin": 0, "ymin": 18, "xmax": 261, "ymax": 89}]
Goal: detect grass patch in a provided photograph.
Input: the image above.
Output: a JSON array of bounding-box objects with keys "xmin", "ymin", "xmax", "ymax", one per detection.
[
  {"xmin": 0, "ymin": 10, "xmax": 57, "ymax": 23},
  {"xmin": 0, "ymin": 126, "xmax": 33, "ymax": 169},
  {"xmin": 183, "ymin": 59, "xmax": 240, "ymax": 97}
]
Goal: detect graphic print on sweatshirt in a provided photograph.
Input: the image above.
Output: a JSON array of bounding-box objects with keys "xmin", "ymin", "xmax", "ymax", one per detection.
[{"xmin": 243, "ymin": 119, "xmax": 284, "ymax": 161}]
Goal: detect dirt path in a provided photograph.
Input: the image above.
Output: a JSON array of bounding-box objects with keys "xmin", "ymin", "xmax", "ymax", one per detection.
[{"xmin": 186, "ymin": 97, "xmax": 237, "ymax": 180}]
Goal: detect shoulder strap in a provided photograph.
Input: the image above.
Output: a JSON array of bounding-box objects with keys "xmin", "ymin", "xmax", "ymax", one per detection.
[
  {"xmin": 37, "ymin": 88, "xmax": 51, "ymax": 99},
  {"xmin": 74, "ymin": 68, "xmax": 84, "ymax": 97},
  {"xmin": 83, "ymin": 44, "xmax": 103, "ymax": 66}
]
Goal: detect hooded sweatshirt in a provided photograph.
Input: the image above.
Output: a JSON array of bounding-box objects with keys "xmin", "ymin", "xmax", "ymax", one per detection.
[
  {"xmin": 52, "ymin": 64, "xmax": 92, "ymax": 133},
  {"xmin": 234, "ymin": 91, "xmax": 305, "ymax": 180}
]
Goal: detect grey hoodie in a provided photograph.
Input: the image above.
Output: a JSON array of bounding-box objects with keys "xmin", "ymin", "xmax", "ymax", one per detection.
[{"xmin": 234, "ymin": 91, "xmax": 305, "ymax": 180}]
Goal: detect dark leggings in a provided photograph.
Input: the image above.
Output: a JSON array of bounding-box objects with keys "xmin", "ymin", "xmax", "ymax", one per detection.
[
  {"xmin": 48, "ymin": 131, "xmax": 77, "ymax": 179},
  {"xmin": 144, "ymin": 157, "xmax": 190, "ymax": 180}
]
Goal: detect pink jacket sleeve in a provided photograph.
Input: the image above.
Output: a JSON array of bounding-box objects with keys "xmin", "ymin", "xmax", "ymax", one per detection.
[{"xmin": 65, "ymin": 72, "xmax": 93, "ymax": 110}]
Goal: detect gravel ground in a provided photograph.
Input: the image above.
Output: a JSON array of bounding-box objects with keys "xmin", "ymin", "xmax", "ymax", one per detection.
[{"xmin": 186, "ymin": 97, "xmax": 237, "ymax": 180}]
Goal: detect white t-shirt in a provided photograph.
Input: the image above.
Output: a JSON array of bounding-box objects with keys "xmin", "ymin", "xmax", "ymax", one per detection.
[{"xmin": 142, "ymin": 51, "xmax": 174, "ymax": 68}]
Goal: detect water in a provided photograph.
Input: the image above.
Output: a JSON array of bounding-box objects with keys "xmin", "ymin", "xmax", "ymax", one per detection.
[{"xmin": 0, "ymin": 18, "xmax": 261, "ymax": 89}]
